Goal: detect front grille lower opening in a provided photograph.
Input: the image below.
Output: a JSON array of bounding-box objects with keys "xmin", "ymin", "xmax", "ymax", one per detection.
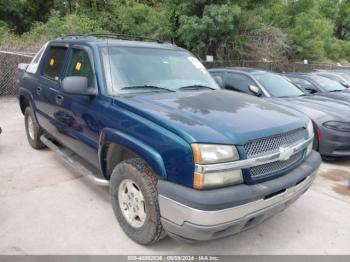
[{"xmin": 264, "ymin": 188, "xmax": 287, "ymax": 200}]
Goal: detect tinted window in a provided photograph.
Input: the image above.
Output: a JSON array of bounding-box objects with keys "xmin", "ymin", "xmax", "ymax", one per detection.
[
  {"xmin": 289, "ymin": 77, "xmax": 314, "ymax": 88},
  {"xmin": 308, "ymin": 75, "xmax": 345, "ymax": 91},
  {"xmin": 225, "ymin": 73, "xmax": 255, "ymax": 94},
  {"xmin": 43, "ymin": 46, "xmax": 67, "ymax": 80},
  {"xmin": 66, "ymin": 48, "xmax": 94, "ymax": 87},
  {"xmin": 287, "ymin": 77, "xmax": 316, "ymax": 93},
  {"xmin": 253, "ymin": 72, "xmax": 304, "ymax": 97},
  {"xmin": 210, "ymin": 72, "xmax": 224, "ymax": 88},
  {"xmin": 318, "ymin": 73, "xmax": 341, "ymax": 82},
  {"xmin": 334, "ymin": 72, "xmax": 350, "ymax": 82}
]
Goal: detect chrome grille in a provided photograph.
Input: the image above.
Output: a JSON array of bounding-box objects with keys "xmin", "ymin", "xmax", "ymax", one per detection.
[
  {"xmin": 244, "ymin": 128, "xmax": 306, "ymax": 179},
  {"xmin": 244, "ymin": 128, "xmax": 306, "ymax": 158},
  {"xmin": 249, "ymin": 151, "xmax": 304, "ymax": 178}
]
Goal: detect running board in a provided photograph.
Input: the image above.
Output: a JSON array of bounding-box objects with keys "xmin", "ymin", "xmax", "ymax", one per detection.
[{"xmin": 40, "ymin": 135, "xmax": 109, "ymax": 186}]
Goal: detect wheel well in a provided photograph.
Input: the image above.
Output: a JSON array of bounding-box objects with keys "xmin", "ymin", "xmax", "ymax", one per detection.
[
  {"xmin": 103, "ymin": 143, "xmax": 139, "ymax": 179},
  {"xmin": 19, "ymin": 95, "xmax": 30, "ymax": 114}
]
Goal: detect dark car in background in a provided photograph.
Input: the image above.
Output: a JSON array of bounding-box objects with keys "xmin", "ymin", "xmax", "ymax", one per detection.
[
  {"xmin": 284, "ymin": 73, "xmax": 350, "ymax": 103},
  {"xmin": 209, "ymin": 67, "xmax": 350, "ymax": 160},
  {"xmin": 313, "ymin": 70, "xmax": 350, "ymax": 87}
]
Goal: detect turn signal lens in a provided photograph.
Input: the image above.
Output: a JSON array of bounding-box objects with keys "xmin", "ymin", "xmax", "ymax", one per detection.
[{"xmin": 193, "ymin": 170, "xmax": 243, "ymax": 189}]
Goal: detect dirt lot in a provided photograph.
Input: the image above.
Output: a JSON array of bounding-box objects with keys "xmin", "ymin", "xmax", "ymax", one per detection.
[{"xmin": 1, "ymin": 97, "xmax": 350, "ymax": 255}]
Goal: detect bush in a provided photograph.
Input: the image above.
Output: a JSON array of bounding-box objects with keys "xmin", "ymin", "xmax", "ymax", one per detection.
[{"xmin": 0, "ymin": 11, "xmax": 105, "ymax": 52}]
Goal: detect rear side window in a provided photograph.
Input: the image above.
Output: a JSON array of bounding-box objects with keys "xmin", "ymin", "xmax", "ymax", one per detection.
[
  {"xmin": 225, "ymin": 73, "xmax": 256, "ymax": 94},
  {"xmin": 210, "ymin": 72, "xmax": 224, "ymax": 87},
  {"xmin": 65, "ymin": 48, "xmax": 94, "ymax": 87},
  {"xmin": 289, "ymin": 77, "xmax": 315, "ymax": 90},
  {"xmin": 27, "ymin": 43, "xmax": 48, "ymax": 74},
  {"xmin": 43, "ymin": 46, "xmax": 67, "ymax": 80}
]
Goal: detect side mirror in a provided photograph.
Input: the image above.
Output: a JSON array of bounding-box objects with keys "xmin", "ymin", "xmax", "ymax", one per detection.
[
  {"xmin": 213, "ymin": 76, "xmax": 223, "ymax": 88},
  {"xmin": 305, "ymin": 87, "xmax": 318, "ymax": 94},
  {"xmin": 62, "ymin": 76, "xmax": 96, "ymax": 96},
  {"xmin": 248, "ymin": 85, "xmax": 262, "ymax": 96},
  {"xmin": 340, "ymin": 80, "xmax": 349, "ymax": 88}
]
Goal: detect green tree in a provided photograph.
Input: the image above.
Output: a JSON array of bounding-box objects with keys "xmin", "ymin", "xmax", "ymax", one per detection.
[
  {"xmin": 335, "ymin": 0, "xmax": 350, "ymax": 40},
  {"xmin": 287, "ymin": 11, "xmax": 333, "ymax": 60}
]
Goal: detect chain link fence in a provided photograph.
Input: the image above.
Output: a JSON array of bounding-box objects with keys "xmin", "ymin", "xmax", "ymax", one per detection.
[
  {"xmin": 0, "ymin": 51, "xmax": 34, "ymax": 96},
  {"xmin": 202, "ymin": 60, "xmax": 350, "ymax": 72}
]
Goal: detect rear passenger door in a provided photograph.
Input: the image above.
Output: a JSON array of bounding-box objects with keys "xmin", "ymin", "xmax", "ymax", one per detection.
[
  {"xmin": 36, "ymin": 45, "xmax": 69, "ymax": 136},
  {"xmin": 224, "ymin": 73, "xmax": 257, "ymax": 95}
]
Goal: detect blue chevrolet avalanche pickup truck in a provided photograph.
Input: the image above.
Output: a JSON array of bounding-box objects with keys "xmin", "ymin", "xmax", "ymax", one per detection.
[{"xmin": 16, "ymin": 34, "xmax": 321, "ymax": 244}]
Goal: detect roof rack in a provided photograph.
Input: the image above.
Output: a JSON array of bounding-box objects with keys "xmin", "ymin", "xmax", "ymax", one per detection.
[{"xmin": 57, "ymin": 32, "xmax": 164, "ymax": 44}]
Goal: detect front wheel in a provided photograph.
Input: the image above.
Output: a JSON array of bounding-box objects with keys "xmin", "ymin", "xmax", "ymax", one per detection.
[{"xmin": 110, "ymin": 159, "xmax": 166, "ymax": 245}]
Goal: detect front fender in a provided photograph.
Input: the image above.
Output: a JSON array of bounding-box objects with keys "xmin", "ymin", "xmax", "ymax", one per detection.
[{"xmin": 98, "ymin": 128, "xmax": 167, "ymax": 179}]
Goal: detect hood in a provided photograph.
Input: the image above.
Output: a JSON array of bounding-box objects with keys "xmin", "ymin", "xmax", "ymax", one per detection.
[
  {"xmin": 115, "ymin": 90, "xmax": 308, "ymax": 145},
  {"xmin": 269, "ymin": 95, "xmax": 350, "ymax": 124}
]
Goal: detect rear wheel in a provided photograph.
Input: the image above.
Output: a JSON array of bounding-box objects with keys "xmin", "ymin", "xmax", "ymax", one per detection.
[
  {"xmin": 110, "ymin": 158, "xmax": 166, "ymax": 245},
  {"xmin": 24, "ymin": 107, "xmax": 45, "ymax": 149}
]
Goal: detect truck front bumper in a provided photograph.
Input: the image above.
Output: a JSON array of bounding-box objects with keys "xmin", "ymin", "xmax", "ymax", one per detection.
[{"xmin": 157, "ymin": 151, "xmax": 321, "ymax": 242}]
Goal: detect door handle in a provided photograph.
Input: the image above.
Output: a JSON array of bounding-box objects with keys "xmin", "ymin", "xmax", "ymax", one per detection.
[
  {"xmin": 55, "ymin": 95, "xmax": 64, "ymax": 105},
  {"xmin": 36, "ymin": 86, "xmax": 42, "ymax": 96}
]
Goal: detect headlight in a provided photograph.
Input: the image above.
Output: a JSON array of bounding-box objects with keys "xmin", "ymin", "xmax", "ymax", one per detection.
[
  {"xmin": 306, "ymin": 120, "xmax": 314, "ymax": 156},
  {"xmin": 191, "ymin": 144, "xmax": 239, "ymax": 164},
  {"xmin": 323, "ymin": 121, "xmax": 350, "ymax": 132},
  {"xmin": 191, "ymin": 144, "xmax": 242, "ymax": 189}
]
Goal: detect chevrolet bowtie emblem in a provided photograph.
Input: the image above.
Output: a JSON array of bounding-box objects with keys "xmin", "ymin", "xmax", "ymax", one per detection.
[{"xmin": 279, "ymin": 146, "xmax": 292, "ymax": 161}]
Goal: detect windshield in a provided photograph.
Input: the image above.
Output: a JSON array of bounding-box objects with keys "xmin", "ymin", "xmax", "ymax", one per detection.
[
  {"xmin": 100, "ymin": 46, "xmax": 219, "ymax": 94},
  {"xmin": 335, "ymin": 72, "xmax": 350, "ymax": 83},
  {"xmin": 308, "ymin": 75, "xmax": 345, "ymax": 91},
  {"xmin": 253, "ymin": 72, "xmax": 305, "ymax": 97}
]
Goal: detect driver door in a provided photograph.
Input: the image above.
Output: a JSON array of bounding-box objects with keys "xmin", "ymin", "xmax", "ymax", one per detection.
[{"xmin": 55, "ymin": 45, "xmax": 102, "ymax": 167}]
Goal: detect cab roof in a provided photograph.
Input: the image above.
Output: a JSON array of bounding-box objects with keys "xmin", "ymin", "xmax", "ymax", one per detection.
[{"xmin": 50, "ymin": 33, "xmax": 184, "ymax": 51}]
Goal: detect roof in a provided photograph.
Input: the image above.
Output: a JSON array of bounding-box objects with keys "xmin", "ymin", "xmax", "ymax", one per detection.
[
  {"xmin": 50, "ymin": 33, "xmax": 182, "ymax": 50},
  {"xmin": 209, "ymin": 67, "xmax": 269, "ymax": 75},
  {"xmin": 284, "ymin": 72, "xmax": 309, "ymax": 77}
]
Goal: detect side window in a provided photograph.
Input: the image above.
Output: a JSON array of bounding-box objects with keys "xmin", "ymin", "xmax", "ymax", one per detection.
[
  {"xmin": 210, "ymin": 72, "xmax": 224, "ymax": 88},
  {"xmin": 320, "ymin": 74, "xmax": 338, "ymax": 81},
  {"xmin": 43, "ymin": 46, "xmax": 67, "ymax": 80},
  {"xmin": 225, "ymin": 73, "xmax": 256, "ymax": 94},
  {"xmin": 290, "ymin": 77, "xmax": 314, "ymax": 89},
  {"xmin": 66, "ymin": 48, "xmax": 94, "ymax": 87}
]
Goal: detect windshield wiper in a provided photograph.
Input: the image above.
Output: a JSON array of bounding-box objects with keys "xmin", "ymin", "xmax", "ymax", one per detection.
[
  {"xmin": 329, "ymin": 89, "xmax": 343, "ymax": 92},
  {"xmin": 121, "ymin": 85, "xmax": 175, "ymax": 92},
  {"xmin": 178, "ymin": 85, "xmax": 216, "ymax": 91}
]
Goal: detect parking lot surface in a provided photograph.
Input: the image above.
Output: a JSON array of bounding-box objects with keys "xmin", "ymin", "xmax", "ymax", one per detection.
[{"xmin": 1, "ymin": 97, "xmax": 350, "ymax": 255}]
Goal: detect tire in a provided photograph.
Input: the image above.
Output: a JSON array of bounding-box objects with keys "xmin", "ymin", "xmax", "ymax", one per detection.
[
  {"xmin": 24, "ymin": 107, "xmax": 45, "ymax": 149},
  {"xmin": 110, "ymin": 158, "xmax": 166, "ymax": 245}
]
